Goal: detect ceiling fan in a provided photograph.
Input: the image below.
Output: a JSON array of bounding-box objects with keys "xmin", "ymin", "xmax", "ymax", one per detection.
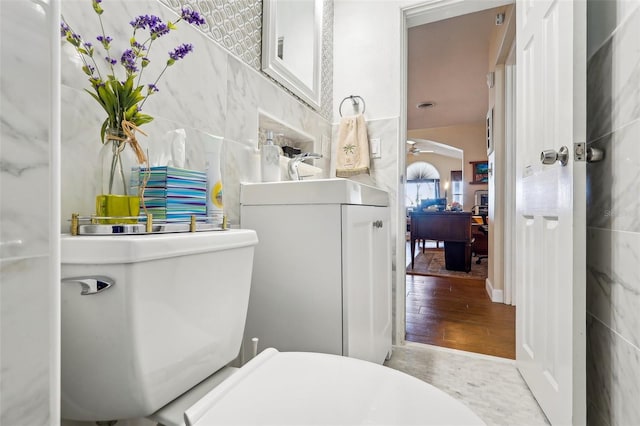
[
  {"xmin": 406, "ymin": 140, "xmax": 434, "ymax": 155},
  {"xmin": 408, "ymin": 145, "xmax": 434, "ymax": 155}
]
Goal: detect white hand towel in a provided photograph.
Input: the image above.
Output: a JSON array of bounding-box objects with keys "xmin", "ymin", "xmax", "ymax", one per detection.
[{"xmin": 335, "ymin": 113, "xmax": 370, "ymax": 177}]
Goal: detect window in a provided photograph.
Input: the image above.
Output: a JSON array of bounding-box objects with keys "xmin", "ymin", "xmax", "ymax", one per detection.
[
  {"xmin": 406, "ymin": 161, "xmax": 440, "ymax": 208},
  {"xmin": 406, "ymin": 180, "xmax": 440, "ymax": 207},
  {"xmin": 451, "ymin": 170, "xmax": 463, "ymax": 205}
]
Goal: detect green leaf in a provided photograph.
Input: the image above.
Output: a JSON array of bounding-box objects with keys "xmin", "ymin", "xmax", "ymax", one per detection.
[
  {"xmin": 125, "ymin": 104, "xmax": 138, "ymax": 120},
  {"xmin": 84, "ymin": 88, "xmax": 103, "ymax": 107},
  {"xmin": 133, "ymin": 114, "xmax": 154, "ymax": 126},
  {"xmin": 168, "ymin": 21, "xmax": 177, "ymax": 30},
  {"xmin": 92, "ymin": 1, "xmax": 103, "ymax": 15},
  {"xmin": 97, "ymin": 85, "xmax": 116, "ymax": 115},
  {"xmin": 100, "ymin": 119, "xmax": 109, "ymax": 142},
  {"xmin": 66, "ymin": 34, "xmax": 80, "ymax": 47},
  {"xmin": 123, "ymin": 75, "xmax": 134, "ymax": 94}
]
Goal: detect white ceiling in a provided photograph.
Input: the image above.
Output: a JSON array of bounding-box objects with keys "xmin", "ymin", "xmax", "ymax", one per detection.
[{"xmin": 407, "ymin": 7, "xmax": 501, "ymax": 131}]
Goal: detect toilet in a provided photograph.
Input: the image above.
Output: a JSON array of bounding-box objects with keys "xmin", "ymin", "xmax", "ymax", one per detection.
[{"xmin": 61, "ymin": 230, "xmax": 484, "ymax": 425}]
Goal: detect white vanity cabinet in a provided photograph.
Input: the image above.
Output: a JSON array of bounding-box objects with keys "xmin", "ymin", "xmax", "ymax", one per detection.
[{"xmin": 239, "ymin": 179, "xmax": 391, "ymax": 364}]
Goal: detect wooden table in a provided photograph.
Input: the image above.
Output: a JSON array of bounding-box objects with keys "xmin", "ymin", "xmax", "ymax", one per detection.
[{"xmin": 409, "ymin": 211, "xmax": 473, "ymax": 271}]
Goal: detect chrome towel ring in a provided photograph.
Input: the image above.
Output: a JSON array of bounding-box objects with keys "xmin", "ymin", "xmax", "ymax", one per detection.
[{"xmin": 339, "ymin": 95, "xmax": 366, "ymax": 117}]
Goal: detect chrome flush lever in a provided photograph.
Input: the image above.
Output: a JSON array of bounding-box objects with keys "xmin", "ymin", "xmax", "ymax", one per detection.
[{"xmin": 62, "ymin": 276, "xmax": 115, "ymax": 295}]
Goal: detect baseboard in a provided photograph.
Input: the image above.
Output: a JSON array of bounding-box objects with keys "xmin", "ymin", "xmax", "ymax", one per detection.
[{"xmin": 485, "ymin": 278, "xmax": 504, "ymax": 303}]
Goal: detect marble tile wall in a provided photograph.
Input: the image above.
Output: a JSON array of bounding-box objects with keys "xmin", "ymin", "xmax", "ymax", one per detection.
[
  {"xmin": 0, "ymin": 0, "xmax": 57, "ymax": 424},
  {"xmin": 60, "ymin": 0, "xmax": 332, "ymax": 231},
  {"xmin": 158, "ymin": 0, "xmax": 334, "ymax": 120},
  {"xmin": 586, "ymin": 1, "xmax": 640, "ymax": 425}
]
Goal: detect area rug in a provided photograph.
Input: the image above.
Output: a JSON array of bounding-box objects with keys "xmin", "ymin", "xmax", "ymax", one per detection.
[{"xmin": 407, "ymin": 248, "xmax": 487, "ymax": 280}]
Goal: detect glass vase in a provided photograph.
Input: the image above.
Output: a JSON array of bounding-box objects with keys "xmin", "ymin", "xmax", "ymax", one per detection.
[{"xmin": 96, "ymin": 128, "xmax": 140, "ymax": 224}]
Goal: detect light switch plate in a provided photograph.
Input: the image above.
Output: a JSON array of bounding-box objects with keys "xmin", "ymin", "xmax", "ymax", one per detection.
[{"xmin": 370, "ymin": 138, "xmax": 381, "ymax": 159}]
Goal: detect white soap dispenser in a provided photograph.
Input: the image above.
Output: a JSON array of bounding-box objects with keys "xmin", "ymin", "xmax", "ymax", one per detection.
[{"xmin": 261, "ymin": 130, "xmax": 281, "ymax": 182}]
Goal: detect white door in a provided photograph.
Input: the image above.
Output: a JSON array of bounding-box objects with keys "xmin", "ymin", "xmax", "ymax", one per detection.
[{"xmin": 515, "ymin": 0, "xmax": 586, "ymax": 424}]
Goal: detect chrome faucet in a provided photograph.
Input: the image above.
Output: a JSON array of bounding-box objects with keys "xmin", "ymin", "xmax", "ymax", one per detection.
[{"xmin": 288, "ymin": 152, "xmax": 323, "ymax": 181}]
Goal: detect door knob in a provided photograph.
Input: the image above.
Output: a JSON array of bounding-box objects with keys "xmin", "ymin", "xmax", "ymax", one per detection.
[
  {"xmin": 587, "ymin": 147, "xmax": 604, "ymax": 163},
  {"xmin": 540, "ymin": 146, "xmax": 569, "ymax": 166}
]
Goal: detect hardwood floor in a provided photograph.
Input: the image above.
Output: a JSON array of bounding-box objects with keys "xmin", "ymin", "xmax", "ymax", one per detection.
[{"xmin": 405, "ymin": 274, "xmax": 516, "ymax": 359}]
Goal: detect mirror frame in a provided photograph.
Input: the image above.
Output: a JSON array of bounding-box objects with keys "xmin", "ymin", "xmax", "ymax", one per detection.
[{"xmin": 261, "ymin": 0, "xmax": 323, "ymax": 110}]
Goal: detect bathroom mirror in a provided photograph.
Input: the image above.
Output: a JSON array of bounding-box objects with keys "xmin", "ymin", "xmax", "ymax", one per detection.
[{"xmin": 262, "ymin": 0, "xmax": 322, "ymax": 109}]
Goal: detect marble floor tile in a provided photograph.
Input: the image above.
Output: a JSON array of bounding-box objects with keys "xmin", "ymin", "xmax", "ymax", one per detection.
[{"xmin": 385, "ymin": 343, "xmax": 549, "ymax": 426}]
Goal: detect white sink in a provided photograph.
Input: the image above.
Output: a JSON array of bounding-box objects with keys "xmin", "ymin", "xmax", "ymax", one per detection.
[{"xmin": 240, "ymin": 178, "xmax": 389, "ymax": 206}]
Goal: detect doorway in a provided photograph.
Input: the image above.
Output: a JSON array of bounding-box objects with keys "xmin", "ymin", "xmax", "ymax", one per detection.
[{"xmin": 401, "ymin": 2, "xmax": 516, "ymax": 358}]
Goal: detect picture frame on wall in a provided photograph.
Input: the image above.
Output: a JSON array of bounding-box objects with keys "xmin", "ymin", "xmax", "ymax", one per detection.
[
  {"xmin": 486, "ymin": 107, "xmax": 494, "ymax": 155},
  {"xmin": 470, "ymin": 161, "xmax": 489, "ymax": 184}
]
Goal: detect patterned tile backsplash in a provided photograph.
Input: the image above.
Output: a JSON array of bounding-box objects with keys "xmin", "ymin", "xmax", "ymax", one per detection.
[{"xmin": 159, "ymin": 0, "xmax": 263, "ymax": 69}]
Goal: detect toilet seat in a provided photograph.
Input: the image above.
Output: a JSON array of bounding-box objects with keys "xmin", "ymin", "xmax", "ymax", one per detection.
[{"xmin": 153, "ymin": 348, "xmax": 484, "ymax": 426}]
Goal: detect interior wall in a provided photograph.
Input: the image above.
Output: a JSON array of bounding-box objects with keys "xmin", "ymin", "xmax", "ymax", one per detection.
[
  {"xmin": 333, "ymin": 0, "xmax": 407, "ymax": 344},
  {"xmin": 486, "ymin": 4, "xmax": 515, "ymax": 297},
  {"xmin": 585, "ymin": 1, "xmax": 640, "ymax": 424},
  {"xmin": 0, "ymin": 1, "xmax": 59, "ymax": 424},
  {"xmin": 408, "ymin": 123, "xmax": 487, "ymax": 210}
]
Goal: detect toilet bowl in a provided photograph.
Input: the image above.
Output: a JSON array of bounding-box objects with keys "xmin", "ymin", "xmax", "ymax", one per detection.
[
  {"xmin": 61, "ymin": 230, "xmax": 484, "ymax": 425},
  {"xmin": 156, "ymin": 347, "xmax": 484, "ymax": 426}
]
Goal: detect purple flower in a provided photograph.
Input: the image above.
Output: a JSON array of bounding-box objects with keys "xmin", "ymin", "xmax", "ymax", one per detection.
[
  {"xmin": 120, "ymin": 49, "xmax": 138, "ymax": 73},
  {"xmin": 67, "ymin": 32, "xmax": 82, "ymax": 46},
  {"xmin": 150, "ymin": 22, "xmax": 170, "ymax": 39},
  {"xmin": 148, "ymin": 84, "xmax": 159, "ymax": 93},
  {"xmin": 105, "ymin": 56, "xmax": 117, "ymax": 66},
  {"xmin": 130, "ymin": 14, "xmax": 161, "ymax": 30},
  {"xmin": 60, "ymin": 22, "xmax": 70, "ymax": 37},
  {"xmin": 131, "ymin": 40, "xmax": 147, "ymax": 51},
  {"xmin": 168, "ymin": 43, "xmax": 193, "ymax": 61},
  {"xmin": 180, "ymin": 8, "xmax": 205, "ymax": 26},
  {"xmin": 97, "ymin": 34, "xmax": 112, "ymax": 49},
  {"xmin": 83, "ymin": 42, "xmax": 93, "ymax": 49},
  {"xmin": 82, "ymin": 64, "xmax": 96, "ymax": 76}
]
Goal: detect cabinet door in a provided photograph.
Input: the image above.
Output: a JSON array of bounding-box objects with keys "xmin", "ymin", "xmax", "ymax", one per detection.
[
  {"xmin": 341, "ymin": 205, "xmax": 392, "ymax": 364},
  {"xmin": 241, "ymin": 204, "xmax": 343, "ymax": 360}
]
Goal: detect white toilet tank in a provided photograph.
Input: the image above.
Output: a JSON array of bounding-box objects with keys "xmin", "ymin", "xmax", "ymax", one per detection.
[{"xmin": 60, "ymin": 230, "xmax": 258, "ymax": 421}]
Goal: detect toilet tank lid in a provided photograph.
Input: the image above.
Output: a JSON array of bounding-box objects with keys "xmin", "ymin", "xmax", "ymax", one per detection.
[{"xmin": 61, "ymin": 229, "xmax": 258, "ymax": 264}]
